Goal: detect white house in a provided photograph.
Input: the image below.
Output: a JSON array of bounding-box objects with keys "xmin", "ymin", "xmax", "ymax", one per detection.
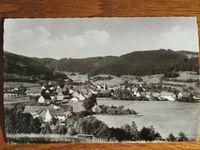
[
  {"xmin": 50, "ymin": 87, "xmax": 55, "ymax": 91},
  {"xmin": 56, "ymin": 86, "xmax": 62, "ymax": 94},
  {"xmin": 69, "ymin": 89, "xmax": 75, "ymax": 94},
  {"xmin": 38, "ymin": 95, "xmax": 46, "ymax": 103},
  {"xmin": 41, "ymin": 86, "xmax": 46, "ymax": 90},
  {"xmin": 42, "ymin": 109, "xmax": 52, "ymax": 122},
  {"xmin": 23, "ymin": 106, "xmax": 43, "ymax": 116},
  {"xmin": 78, "ymin": 93, "xmax": 85, "ymax": 101},
  {"xmin": 160, "ymin": 91, "xmax": 176, "ymax": 101},
  {"xmin": 49, "ymin": 108, "xmax": 66, "ymax": 122},
  {"xmin": 178, "ymin": 92, "xmax": 183, "ymax": 99},
  {"xmin": 57, "ymin": 92, "xmax": 64, "ymax": 101},
  {"xmin": 4, "ymin": 93, "xmax": 18, "ymax": 97},
  {"xmin": 70, "ymin": 97, "xmax": 79, "ymax": 103},
  {"xmin": 23, "ymin": 105, "xmax": 66, "ymax": 123},
  {"xmin": 72, "ymin": 91, "xmax": 85, "ymax": 101},
  {"xmin": 92, "ymin": 105, "xmax": 102, "ymax": 114}
]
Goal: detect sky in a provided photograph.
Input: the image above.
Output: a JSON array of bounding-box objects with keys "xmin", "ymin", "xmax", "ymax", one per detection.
[{"xmin": 4, "ymin": 17, "xmax": 199, "ymax": 59}]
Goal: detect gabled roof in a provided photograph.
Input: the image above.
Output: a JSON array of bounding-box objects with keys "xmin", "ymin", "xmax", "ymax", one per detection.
[
  {"xmin": 64, "ymin": 102, "xmax": 85, "ymax": 112},
  {"xmin": 23, "ymin": 106, "xmax": 44, "ymax": 114},
  {"xmin": 62, "ymin": 104, "xmax": 73, "ymax": 112},
  {"xmin": 41, "ymin": 86, "xmax": 46, "ymax": 90},
  {"xmin": 24, "ymin": 105, "xmax": 65, "ymax": 116},
  {"xmin": 48, "ymin": 108, "xmax": 65, "ymax": 116},
  {"xmin": 49, "ymin": 104, "xmax": 60, "ymax": 110}
]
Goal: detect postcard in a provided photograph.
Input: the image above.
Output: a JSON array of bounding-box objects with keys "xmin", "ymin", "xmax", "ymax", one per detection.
[{"xmin": 3, "ymin": 17, "xmax": 200, "ymax": 143}]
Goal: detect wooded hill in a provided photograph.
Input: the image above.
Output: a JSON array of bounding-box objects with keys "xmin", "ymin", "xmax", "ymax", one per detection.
[
  {"xmin": 4, "ymin": 49, "xmax": 199, "ymax": 81},
  {"xmin": 4, "ymin": 52, "xmax": 66, "ymax": 81}
]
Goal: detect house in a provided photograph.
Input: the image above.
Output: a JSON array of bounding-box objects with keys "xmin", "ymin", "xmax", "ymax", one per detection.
[
  {"xmin": 14, "ymin": 87, "xmax": 19, "ymax": 91},
  {"xmin": 39, "ymin": 109, "xmax": 52, "ymax": 122},
  {"xmin": 4, "ymin": 92, "xmax": 18, "ymax": 98},
  {"xmin": 72, "ymin": 91, "xmax": 85, "ymax": 101},
  {"xmin": 69, "ymin": 89, "xmax": 75, "ymax": 94},
  {"xmin": 48, "ymin": 91, "xmax": 57, "ymax": 99},
  {"xmin": 92, "ymin": 90, "xmax": 98, "ymax": 95},
  {"xmin": 63, "ymin": 102, "xmax": 85, "ymax": 113},
  {"xmin": 41, "ymin": 86, "xmax": 46, "ymax": 90},
  {"xmin": 56, "ymin": 85, "xmax": 62, "ymax": 94},
  {"xmin": 152, "ymin": 92, "xmax": 160, "ymax": 97},
  {"xmin": 70, "ymin": 97, "xmax": 79, "ymax": 102},
  {"xmin": 38, "ymin": 96, "xmax": 46, "ymax": 103},
  {"xmin": 132, "ymin": 87, "xmax": 138, "ymax": 95},
  {"xmin": 178, "ymin": 92, "xmax": 183, "ymax": 99},
  {"xmin": 62, "ymin": 104, "xmax": 73, "ymax": 112},
  {"xmin": 92, "ymin": 105, "xmax": 102, "ymax": 114},
  {"xmin": 38, "ymin": 94, "xmax": 51, "ymax": 104},
  {"xmin": 57, "ymin": 92, "xmax": 64, "ymax": 101},
  {"xmin": 178, "ymin": 92, "xmax": 191, "ymax": 99},
  {"xmin": 48, "ymin": 108, "xmax": 66, "ymax": 122},
  {"xmin": 23, "ymin": 106, "xmax": 44, "ymax": 116},
  {"xmin": 50, "ymin": 86, "xmax": 55, "ymax": 91},
  {"xmin": 4, "ymin": 86, "xmax": 26, "ymax": 97},
  {"xmin": 23, "ymin": 105, "xmax": 66, "ymax": 122},
  {"xmin": 159, "ymin": 91, "xmax": 176, "ymax": 101}
]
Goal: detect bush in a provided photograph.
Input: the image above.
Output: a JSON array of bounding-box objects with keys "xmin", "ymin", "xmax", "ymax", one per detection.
[
  {"xmin": 121, "ymin": 121, "xmax": 139, "ymax": 140},
  {"xmin": 82, "ymin": 94, "xmax": 97, "ymax": 111},
  {"xmin": 6, "ymin": 112, "xmax": 41, "ymax": 134},
  {"xmin": 178, "ymin": 132, "xmax": 188, "ymax": 141},
  {"xmin": 99, "ymin": 105, "xmax": 137, "ymax": 115},
  {"xmin": 113, "ymin": 88, "xmax": 134, "ymax": 100},
  {"xmin": 164, "ymin": 71, "xmax": 180, "ymax": 78},
  {"xmin": 65, "ymin": 115, "xmax": 110, "ymax": 139},
  {"xmin": 109, "ymin": 127, "xmax": 132, "ymax": 142},
  {"xmin": 167, "ymin": 133, "xmax": 176, "ymax": 141},
  {"xmin": 5, "ymin": 104, "xmax": 42, "ymax": 134},
  {"xmin": 139, "ymin": 126, "xmax": 162, "ymax": 141}
]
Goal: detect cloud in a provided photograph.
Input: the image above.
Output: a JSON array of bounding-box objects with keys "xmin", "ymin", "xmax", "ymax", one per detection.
[
  {"xmin": 4, "ymin": 27, "xmax": 111, "ymax": 58},
  {"xmin": 159, "ymin": 26, "xmax": 198, "ymax": 51}
]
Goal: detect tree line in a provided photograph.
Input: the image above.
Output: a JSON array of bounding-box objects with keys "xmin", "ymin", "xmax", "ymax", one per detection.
[{"xmin": 5, "ymin": 104, "xmax": 189, "ymax": 142}]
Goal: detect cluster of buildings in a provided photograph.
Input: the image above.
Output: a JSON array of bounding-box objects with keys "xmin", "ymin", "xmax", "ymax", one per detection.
[
  {"xmin": 111, "ymin": 84, "xmax": 195, "ymax": 101},
  {"xmin": 23, "ymin": 81, "xmax": 94, "ymax": 124},
  {"xmin": 4, "ymin": 85, "xmax": 27, "ymax": 98},
  {"xmin": 4, "ymin": 79, "xmax": 198, "ymax": 125}
]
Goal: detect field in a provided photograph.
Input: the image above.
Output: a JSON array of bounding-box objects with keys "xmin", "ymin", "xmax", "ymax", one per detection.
[
  {"xmin": 4, "ymin": 81, "xmax": 41, "ymax": 109},
  {"xmin": 3, "ymin": 71, "xmax": 200, "ymax": 142},
  {"xmin": 90, "ymin": 71, "xmax": 199, "ymax": 88},
  {"xmin": 96, "ymin": 98, "xmax": 200, "ymax": 140},
  {"xmin": 4, "ymin": 82, "xmax": 40, "ymax": 88},
  {"xmin": 6, "ymin": 134, "xmax": 101, "ymax": 143}
]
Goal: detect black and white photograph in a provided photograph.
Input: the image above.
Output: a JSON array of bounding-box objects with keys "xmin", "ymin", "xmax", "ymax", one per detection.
[{"xmin": 3, "ymin": 17, "xmax": 200, "ymax": 143}]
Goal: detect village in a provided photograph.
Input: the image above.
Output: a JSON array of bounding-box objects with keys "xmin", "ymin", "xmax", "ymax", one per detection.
[{"xmin": 4, "ymin": 71, "xmax": 200, "ymax": 125}]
